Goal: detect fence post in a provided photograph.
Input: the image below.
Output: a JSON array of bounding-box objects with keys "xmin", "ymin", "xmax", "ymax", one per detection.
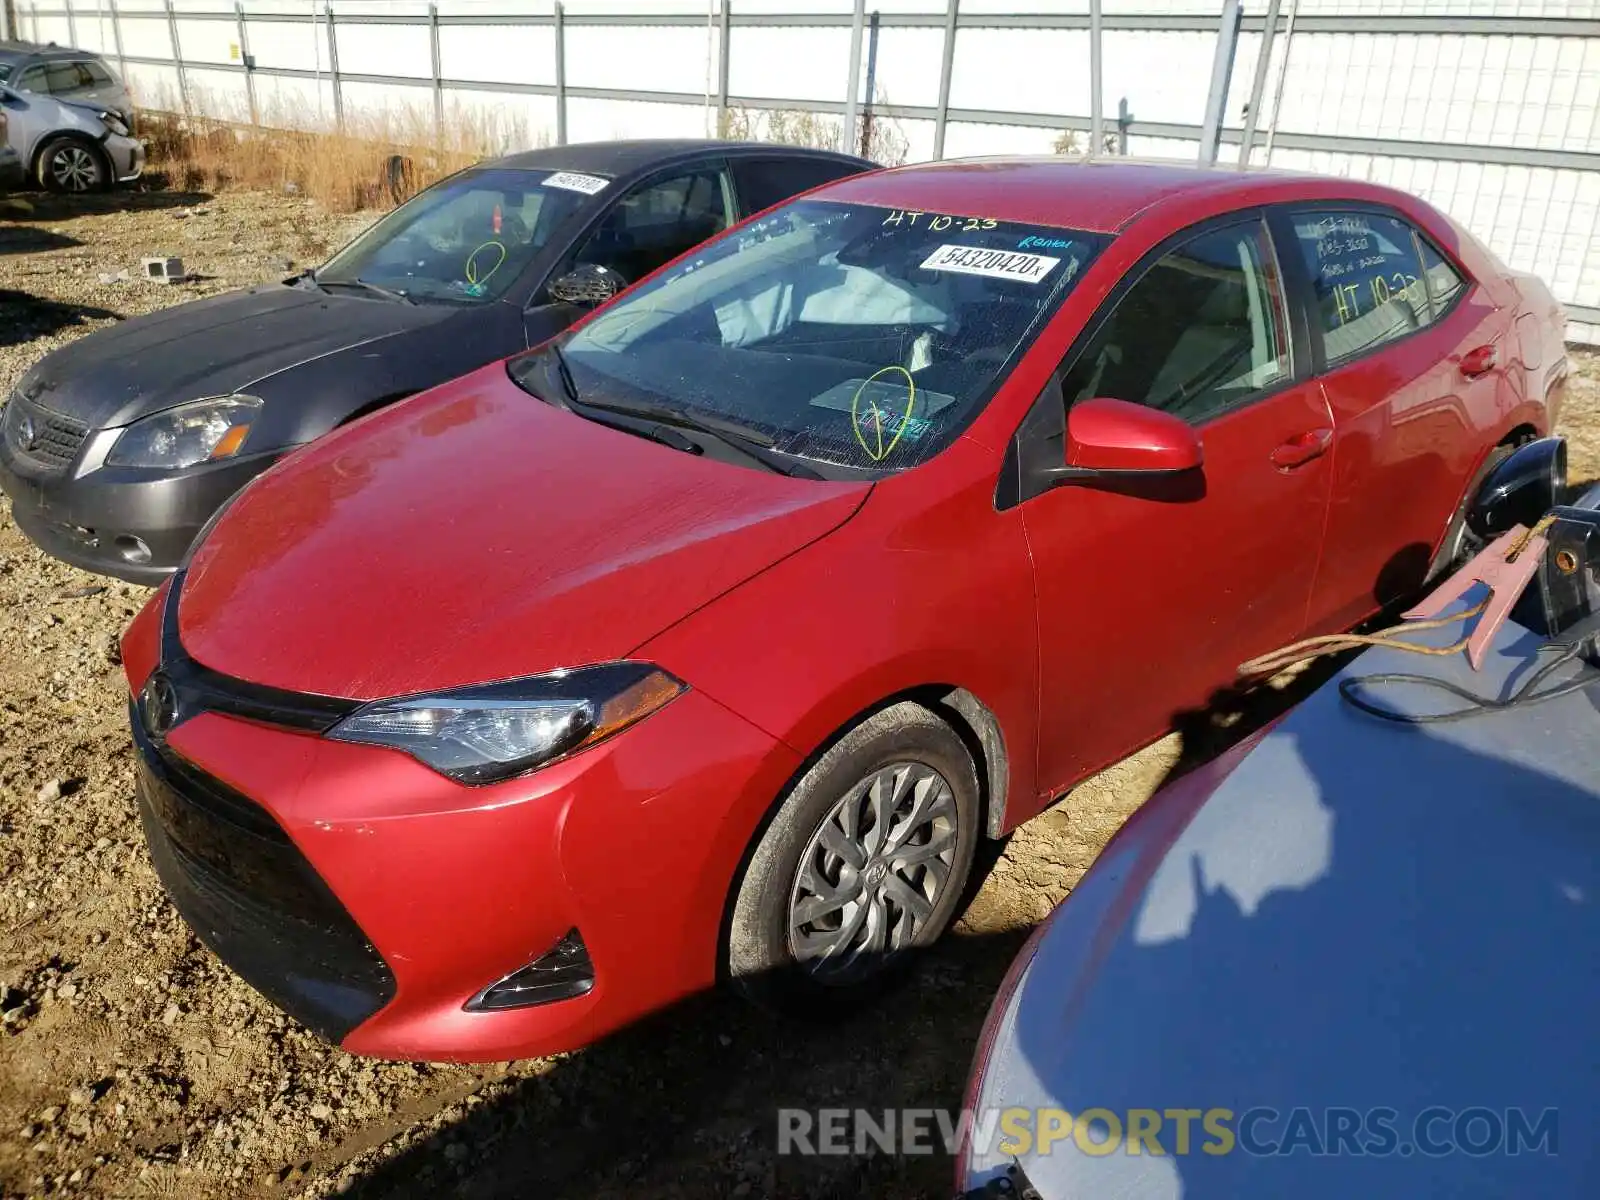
[
  {"xmin": 1262, "ymin": 0, "xmax": 1300, "ymax": 166},
  {"xmin": 842, "ymin": 0, "xmax": 865, "ymax": 150},
  {"xmin": 65, "ymin": 0, "xmax": 77, "ymax": 49},
  {"xmin": 1088, "ymin": 0, "xmax": 1102, "ymax": 156},
  {"xmin": 1116, "ymin": 95, "xmax": 1132, "ymax": 155},
  {"xmin": 1238, "ymin": 0, "xmax": 1281, "ymax": 166},
  {"xmin": 107, "ymin": 0, "xmax": 126, "ymax": 82},
  {"xmin": 0, "ymin": 0, "xmax": 10, "ymax": 45},
  {"xmin": 931, "ymin": 0, "xmax": 957, "ymax": 160},
  {"xmin": 163, "ymin": 0, "xmax": 191, "ymax": 117},
  {"xmin": 236, "ymin": 0, "xmax": 257, "ymax": 125},
  {"xmin": 716, "ymin": 0, "xmax": 730, "ymax": 135},
  {"xmin": 428, "ymin": 1, "xmax": 443, "ymax": 140},
  {"xmin": 324, "ymin": 1, "xmax": 342, "ymax": 131},
  {"xmin": 553, "ymin": 1, "xmax": 567, "ymax": 146},
  {"xmin": 1197, "ymin": 0, "xmax": 1241, "ymax": 165},
  {"xmin": 858, "ymin": 9, "xmax": 879, "ymax": 158}
]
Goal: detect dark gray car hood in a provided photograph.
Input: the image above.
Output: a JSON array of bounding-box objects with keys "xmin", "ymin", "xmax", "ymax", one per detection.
[{"xmin": 12, "ymin": 284, "xmax": 461, "ymax": 428}]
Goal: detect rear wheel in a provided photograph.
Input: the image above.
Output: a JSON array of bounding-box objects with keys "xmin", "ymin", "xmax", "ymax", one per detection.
[
  {"xmin": 1428, "ymin": 442, "xmax": 1519, "ymax": 580},
  {"xmin": 37, "ymin": 137, "xmax": 109, "ymax": 193},
  {"xmin": 726, "ymin": 701, "xmax": 980, "ymax": 1015}
]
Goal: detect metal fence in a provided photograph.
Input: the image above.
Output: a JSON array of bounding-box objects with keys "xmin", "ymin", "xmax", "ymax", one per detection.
[{"xmin": 4, "ymin": 1, "xmax": 1599, "ymax": 339}]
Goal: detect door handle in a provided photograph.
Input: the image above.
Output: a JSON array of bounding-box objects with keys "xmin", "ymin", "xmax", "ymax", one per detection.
[
  {"xmin": 1270, "ymin": 428, "xmax": 1333, "ymax": 470},
  {"xmin": 1460, "ymin": 344, "xmax": 1498, "ymax": 379}
]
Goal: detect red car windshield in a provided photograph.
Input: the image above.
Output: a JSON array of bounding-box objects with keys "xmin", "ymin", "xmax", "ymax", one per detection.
[{"xmin": 512, "ymin": 200, "xmax": 1106, "ymax": 475}]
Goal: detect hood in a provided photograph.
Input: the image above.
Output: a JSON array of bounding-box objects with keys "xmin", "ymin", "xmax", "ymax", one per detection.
[
  {"xmin": 13, "ymin": 284, "xmax": 460, "ymax": 428},
  {"xmin": 178, "ymin": 362, "xmax": 870, "ymax": 700}
]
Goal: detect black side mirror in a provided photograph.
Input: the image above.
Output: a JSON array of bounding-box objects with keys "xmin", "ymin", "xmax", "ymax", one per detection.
[
  {"xmin": 547, "ymin": 263, "xmax": 627, "ymax": 307},
  {"xmin": 1466, "ymin": 436, "xmax": 1567, "ymax": 540}
]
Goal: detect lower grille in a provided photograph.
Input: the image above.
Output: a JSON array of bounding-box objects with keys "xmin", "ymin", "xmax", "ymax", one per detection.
[
  {"xmin": 3, "ymin": 393, "xmax": 89, "ymax": 472},
  {"xmin": 132, "ymin": 713, "xmax": 395, "ymax": 1042}
]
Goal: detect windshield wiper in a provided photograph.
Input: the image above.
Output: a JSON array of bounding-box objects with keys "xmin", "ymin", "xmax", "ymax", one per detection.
[
  {"xmin": 566, "ymin": 395, "xmax": 821, "ymax": 479},
  {"xmin": 549, "ymin": 342, "xmax": 580, "ymax": 406},
  {"xmin": 316, "ymin": 277, "xmax": 416, "ymax": 305}
]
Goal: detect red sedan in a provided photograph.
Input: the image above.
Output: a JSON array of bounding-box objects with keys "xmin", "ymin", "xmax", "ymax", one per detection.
[{"xmin": 122, "ymin": 159, "xmax": 1566, "ymax": 1061}]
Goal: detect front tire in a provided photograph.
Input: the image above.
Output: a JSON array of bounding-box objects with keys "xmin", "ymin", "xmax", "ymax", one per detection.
[
  {"xmin": 726, "ymin": 701, "xmax": 980, "ymax": 1015},
  {"xmin": 37, "ymin": 137, "xmax": 109, "ymax": 193}
]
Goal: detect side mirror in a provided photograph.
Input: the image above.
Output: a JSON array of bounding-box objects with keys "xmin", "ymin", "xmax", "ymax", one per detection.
[
  {"xmin": 547, "ymin": 262, "xmax": 627, "ymax": 307},
  {"xmin": 1049, "ymin": 396, "xmax": 1204, "ymax": 484},
  {"xmin": 1466, "ymin": 436, "xmax": 1566, "ymax": 540}
]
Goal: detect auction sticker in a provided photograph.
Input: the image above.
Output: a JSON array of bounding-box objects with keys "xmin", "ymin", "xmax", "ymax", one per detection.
[
  {"xmin": 542, "ymin": 171, "xmax": 610, "ymax": 195},
  {"xmin": 919, "ymin": 244, "xmax": 1058, "ymax": 284}
]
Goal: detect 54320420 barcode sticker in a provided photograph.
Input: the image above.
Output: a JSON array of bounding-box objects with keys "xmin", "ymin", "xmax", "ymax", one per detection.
[
  {"xmin": 542, "ymin": 171, "xmax": 610, "ymax": 195},
  {"xmin": 919, "ymin": 244, "xmax": 1059, "ymax": 284}
]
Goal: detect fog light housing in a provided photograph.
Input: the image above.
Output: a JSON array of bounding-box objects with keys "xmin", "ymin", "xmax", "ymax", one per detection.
[{"xmin": 466, "ymin": 929, "xmax": 595, "ymax": 1011}]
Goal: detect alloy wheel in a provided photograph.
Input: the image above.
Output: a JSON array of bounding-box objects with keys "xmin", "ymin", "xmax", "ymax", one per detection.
[
  {"xmin": 787, "ymin": 761, "xmax": 960, "ymax": 983},
  {"xmin": 51, "ymin": 146, "xmax": 99, "ymax": 192}
]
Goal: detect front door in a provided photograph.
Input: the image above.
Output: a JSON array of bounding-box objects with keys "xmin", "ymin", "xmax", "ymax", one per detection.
[{"xmin": 1020, "ymin": 215, "xmax": 1336, "ymax": 795}]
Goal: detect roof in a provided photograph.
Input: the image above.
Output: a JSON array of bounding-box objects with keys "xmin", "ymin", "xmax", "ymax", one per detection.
[
  {"xmin": 0, "ymin": 41, "xmax": 108, "ymax": 64},
  {"xmin": 484, "ymin": 138, "xmax": 871, "ymax": 177},
  {"xmin": 818, "ymin": 156, "xmax": 1329, "ymax": 234}
]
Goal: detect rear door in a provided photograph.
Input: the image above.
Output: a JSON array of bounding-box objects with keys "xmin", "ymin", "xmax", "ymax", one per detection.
[
  {"xmin": 1276, "ymin": 205, "xmax": 1509, "ymax": 632},
  {"xmin": 1021, "ymin": 213, "xmax": 1335, "ymax": 794}
]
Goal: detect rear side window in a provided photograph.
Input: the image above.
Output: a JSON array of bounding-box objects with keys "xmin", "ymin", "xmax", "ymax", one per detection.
[
  {"xmin": 1418, "ymin": 240, "xmax": 1467, "ymax": 321},
  {"xmin": 16, "ymin": 65, "xmax": 46, "ymax": 91},
  {"xmin": 1060, "ymin": 219, "xmax": 1292, "ymax": 426},
  {"xmin": 732, "ymin": 157, "xmax": 862, "ymax": 215},
  {"xmin": 1288, "ymin": 210, "xmax": 1430, "ymax": 364}
]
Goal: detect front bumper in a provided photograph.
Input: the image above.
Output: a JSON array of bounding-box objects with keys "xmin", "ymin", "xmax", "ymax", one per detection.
[
  {"xmin": 123, "ymin": 589, "xmax": 803, "ymax": 1061},
  {"xmin": 0, "ymin": 431, "xmax": 275, "ymax": 584},
  {"xmin": 106, "ymin": 133, "xmax": 145, "ymax": 184}
]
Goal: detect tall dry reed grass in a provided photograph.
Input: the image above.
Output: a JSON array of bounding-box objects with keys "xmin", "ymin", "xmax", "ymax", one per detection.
[{"xmin": 138, "ymin": 87, "xmax": 548, "ymax": 213}]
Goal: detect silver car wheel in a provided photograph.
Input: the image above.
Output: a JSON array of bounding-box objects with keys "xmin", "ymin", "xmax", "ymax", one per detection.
[
  {"xmin": 51, "ymin": 146, "xmax": 99, "ymax": 192},
  {"xmin": 787, "ymin": 761, "xmax": 959, "ymax": 983}
]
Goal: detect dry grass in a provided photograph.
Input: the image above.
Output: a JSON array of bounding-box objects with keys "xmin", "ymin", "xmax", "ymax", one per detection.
[
  {"xmin": 718, "ymin": 95, "xmax": 910, "ymax": 167},
  {"xmin": 137, "ymin": 88, "xmax": 546, "ymax": 213}
]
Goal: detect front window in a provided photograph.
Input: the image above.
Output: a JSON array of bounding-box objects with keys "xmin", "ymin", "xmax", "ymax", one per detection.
[
  {"xmin": 316, "ymin": 167, "xmax": 603, "ymax": 304},
  {"xmin": 512, "ymin": 200, "xmax": 1106, "ymax": 475},
  {"xmin": 0, "ymin": 64, "xmax": 12, "ymax": 84}
]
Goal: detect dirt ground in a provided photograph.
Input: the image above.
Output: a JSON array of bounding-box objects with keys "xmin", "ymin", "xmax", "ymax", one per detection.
[{"xmin": 1, "ymin": 189, "xmax": 1598, "ymax": 1200}]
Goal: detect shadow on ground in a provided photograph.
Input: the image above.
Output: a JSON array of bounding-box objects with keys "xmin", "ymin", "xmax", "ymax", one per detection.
[
  {"xmin": 319, "ymin": 931, "xmax": 1029, "ymax": 1200},
  {"xmin": 0, "ymin": 225, "xmax": 81, "ymax": 254},
  {"xmin": 0, "ymin": 187, "xmax": 213, "ymax": 223},
  {"xmin": 0, "ymin": 290, "xmax": 121, "ymax": 347}
]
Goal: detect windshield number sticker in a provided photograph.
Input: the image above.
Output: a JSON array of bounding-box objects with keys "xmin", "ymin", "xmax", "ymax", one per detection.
[
  {"xmin": 919, "ymin": 244, "xmax": 1059, "ymax": 285},
  {"xmin": 542, "ymin": 171, "xmax": 610, "ymax": 195}
]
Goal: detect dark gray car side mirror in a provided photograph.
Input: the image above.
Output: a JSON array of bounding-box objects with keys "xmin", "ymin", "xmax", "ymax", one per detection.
[{"xmin": 547, "ymin": 263, "xmax": 627, "ymax": 307}]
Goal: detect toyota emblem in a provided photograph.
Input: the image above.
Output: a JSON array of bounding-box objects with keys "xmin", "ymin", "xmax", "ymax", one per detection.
[
  {"xmin": 16, "ymin": 412, "xmax": 36, "ymax": 452},
  {"xmin": 141, "ymin": 673, "xmax": 182, "ymax": 739}
]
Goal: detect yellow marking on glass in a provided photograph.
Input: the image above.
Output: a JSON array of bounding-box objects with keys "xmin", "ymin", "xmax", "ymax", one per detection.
[
  {"xmin": 850, "ymin": 365, "xmax": 917, "ymax": 463},
  {"xmin": 465, "ymin": 240, "xmax": 508, "ymax": 288}
]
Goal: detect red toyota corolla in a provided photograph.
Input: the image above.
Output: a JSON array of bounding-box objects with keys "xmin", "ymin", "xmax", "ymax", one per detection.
[{"xmin": 121, "ymin": 159, "xmax": 1566, "ymax": 1061}]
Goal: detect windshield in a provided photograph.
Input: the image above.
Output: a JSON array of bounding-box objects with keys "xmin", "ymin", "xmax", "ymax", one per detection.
[
  {"xmin": 511, "ymin": 200, "xmax": 1105, "ymax": 474},
  {"xmin": 316, "ymin": 166, "xmax": 607, "ymax": 303}
]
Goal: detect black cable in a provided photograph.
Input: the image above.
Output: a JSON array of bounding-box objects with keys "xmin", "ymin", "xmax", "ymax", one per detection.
[{"xmin": 1338, "ymin": 639, "xmax": 1600, "ymax": 724}]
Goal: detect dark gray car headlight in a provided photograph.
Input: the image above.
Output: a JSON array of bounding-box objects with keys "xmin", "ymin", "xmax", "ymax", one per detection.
[
  {"xmin": 97, "ymin": 111, "xmax": 130, "ymax": 137},
  {"xmin": 107, "ymin": 395, "xmax": 263, "ymax": 469},
  {"xmin": 326, "ymin": 663, "xmax": 686, "ymax": 784}
]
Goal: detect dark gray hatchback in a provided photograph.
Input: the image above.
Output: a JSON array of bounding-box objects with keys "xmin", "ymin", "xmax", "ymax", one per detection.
[{"xmin": 0, "ymin": 139, "xmax": 873, "ymax": 582}]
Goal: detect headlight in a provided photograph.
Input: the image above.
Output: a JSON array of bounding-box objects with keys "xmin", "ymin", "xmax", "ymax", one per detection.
[
  {"xmin": 98, "ymin": 111, "xmax": 130, "ymax": 137},
  {"xmin": 107, "ymin": 395, "xmax": 263, "ymax": 469},
  {"xmin": 326, "ymin": 663, "xmax": 686, "ymax": 784}
]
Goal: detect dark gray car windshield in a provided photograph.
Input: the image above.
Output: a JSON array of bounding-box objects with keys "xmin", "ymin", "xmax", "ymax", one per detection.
[
  {"xmin": 511, "ymin": 200, "xmax": 1105, "ymax": 474},
  {"xmin": 316, "ymin": 166, "xmax": 605, "ymax": 303}
]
